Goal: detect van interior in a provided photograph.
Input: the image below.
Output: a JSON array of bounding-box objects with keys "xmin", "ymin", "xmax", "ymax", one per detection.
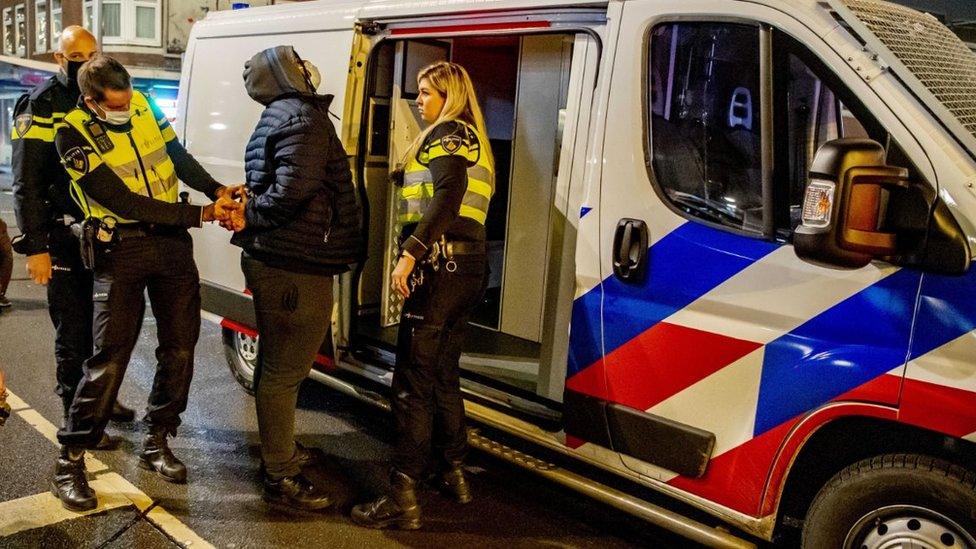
[{"xmin": 351, "ymin": 33, "xmax": 579, "ymax": 401}]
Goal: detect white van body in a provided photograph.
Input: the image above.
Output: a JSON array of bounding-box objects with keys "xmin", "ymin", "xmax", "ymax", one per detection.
[{"xmin": 178, "ymin": 1, "xmax": 976, "ymax": 545}]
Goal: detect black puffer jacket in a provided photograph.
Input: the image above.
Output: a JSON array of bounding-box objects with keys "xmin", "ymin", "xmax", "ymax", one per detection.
[{"xmin": 231, "ymin": 45, "xmax": 362, "ymax": 275}]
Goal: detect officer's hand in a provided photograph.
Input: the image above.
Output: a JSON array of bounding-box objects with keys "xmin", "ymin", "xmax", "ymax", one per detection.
[
  {"xmin": 391, "ymin": 254, "xmax": 416, "ymax": 298},
  {"xmin": 26, "ymin": 252, "xmax": 53, "ymax": 285},
  {"xmin": 216, "ymin": 184, "xmax": 246, "ymax": 201}
]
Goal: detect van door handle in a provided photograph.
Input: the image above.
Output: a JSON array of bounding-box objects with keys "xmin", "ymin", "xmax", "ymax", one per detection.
[{"xmin": 613, "ymin": 218, "xmax": 648, "ymax": 283}]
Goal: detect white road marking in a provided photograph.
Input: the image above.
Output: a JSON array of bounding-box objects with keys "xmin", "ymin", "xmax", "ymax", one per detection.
[{"xmin": 1, "ymin": 388, "xmax": 214, "ymax": 548}]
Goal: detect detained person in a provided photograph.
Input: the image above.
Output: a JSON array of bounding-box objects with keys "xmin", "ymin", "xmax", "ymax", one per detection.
[
  {"xmin": 352, "ymin": 61, "xmax": 494, "ymax": 530},
  {"xmin": 231, "ymin": 46, "xmax": 362, "ymax": 511}
]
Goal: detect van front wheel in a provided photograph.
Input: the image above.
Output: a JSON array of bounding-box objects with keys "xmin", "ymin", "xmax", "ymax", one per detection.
[
  {"xmin": 221, "ymin": 327, "xmax": 258, "ymax": 395},
  {"xmin": 802, "ymin": 454, "xmax": 976, "ymax": 549}
]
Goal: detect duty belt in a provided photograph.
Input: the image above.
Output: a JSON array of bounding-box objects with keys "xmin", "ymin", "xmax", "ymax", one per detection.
[
  {"xmin": 114, "ymin": 223, "xmax": 183, "ymax": 239},
  {"xmin": 444, "ymin": 241, "xmax": 485, "ymax": 256}
]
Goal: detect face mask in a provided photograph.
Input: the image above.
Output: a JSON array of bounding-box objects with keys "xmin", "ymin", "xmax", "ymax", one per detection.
[
  {"xmin": 62, "ymin": 59, "xmax": 84, "ymax": 96},
  {"xmin": 301, "ymin": 60, "xmax": 321, "ymax": 91},
  {"xmin": 95, "ymin": 101, "xmax": 132, "ymax": 126}
]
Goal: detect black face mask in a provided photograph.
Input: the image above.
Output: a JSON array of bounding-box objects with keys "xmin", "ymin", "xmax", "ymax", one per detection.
[{"xmin": 65, "ymin": 60, "xmax": 84, "ymax": 95}]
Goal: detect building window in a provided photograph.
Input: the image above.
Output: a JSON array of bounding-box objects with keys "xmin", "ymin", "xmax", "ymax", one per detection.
[
  {"xmin": 35, "ymin": 0, "xmax": 47, "ymax": 53},
  {"xmin": 50, "ymin": 0, "xmax": 61, "ymax": 45},
  {"xmin": 649, "ymin": 22, "xmax": 765, "ymax": 235},
  {"xmin": 86, "ymin": 0, "xmax": 159, "ymax": 46},
  {"xmin": 14, "ymin": 4, "xmax": 26, "ymax": 57},
  {"xmin": 2, "ymin": 8, "xmax": 12, "ymax": 55},
  {"xmin": 102, "ymin": 0, "xmax": 121, "ymax": 38},
  {"xmin": 83, "ymin": 0, "xmax": 92, "ymax": 32},
  {"xmin": 134, "ymin": 0, "xmax": 157, "ymax": 41}
]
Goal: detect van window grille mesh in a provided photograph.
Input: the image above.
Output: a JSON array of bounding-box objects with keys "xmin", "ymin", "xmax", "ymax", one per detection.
[{"xmin": 842, "ymin": 0, "xmax": 976, "ymax": 140}]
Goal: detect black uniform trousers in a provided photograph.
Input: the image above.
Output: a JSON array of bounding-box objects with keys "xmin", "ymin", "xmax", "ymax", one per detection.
[
  {"xmin": 47, "ymin": 227, "xmax": 95, "ymax": 418},
  {"xmin": 57, "ymin": 230, "xmax": 200, "ymax": 448},
  {"xmin": 392, "ymin": 253, "xmax": 487, "ymax": 479},
  {"xmin": 48, "ymin": 227, "xmax": 146, "ymax": 419}
]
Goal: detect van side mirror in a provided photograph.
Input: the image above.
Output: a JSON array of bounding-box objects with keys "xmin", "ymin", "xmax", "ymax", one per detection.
[{"xmin": 794, "ymin": 138, "xmax": 971, "ymax": 275}]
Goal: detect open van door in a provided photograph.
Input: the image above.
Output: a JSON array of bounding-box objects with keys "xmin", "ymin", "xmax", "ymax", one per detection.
[{"xmin": 337, "ymin": 9, "xmax": 610, "ymax": 428}]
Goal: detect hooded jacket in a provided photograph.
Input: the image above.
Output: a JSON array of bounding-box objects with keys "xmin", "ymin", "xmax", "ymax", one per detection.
[{"xmin": 232, "ymin": 46, "xmax": 362, "ymax": 274}]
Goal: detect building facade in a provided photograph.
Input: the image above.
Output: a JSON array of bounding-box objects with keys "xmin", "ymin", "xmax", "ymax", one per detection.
[{"xmin": 0, "ymin": 0, "xmax": 278, "ymax": 71}]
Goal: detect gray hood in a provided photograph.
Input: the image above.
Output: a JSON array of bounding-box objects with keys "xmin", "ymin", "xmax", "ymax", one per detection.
[{"xmin": 243, "ymin": 45, "xmax": 312, "ymax": 106}]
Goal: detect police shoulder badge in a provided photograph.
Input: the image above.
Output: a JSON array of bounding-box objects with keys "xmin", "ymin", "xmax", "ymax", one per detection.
[
  {"xmin": 63, "ymin": 146, "xmax": 89, "ymax": 174},
  {"xmin": 440, "ymin": 134, "xmax": 463, "ymax": 155},
  {"xmin": 14, "ymin": 113, "xmax": 32, "ymax": 138}
]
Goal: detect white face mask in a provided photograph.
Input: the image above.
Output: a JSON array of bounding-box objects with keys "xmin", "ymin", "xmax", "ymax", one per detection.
[
  {"xmin": 95, "ymin": 101, "xmax": 132, "ymax": 126},
  {"xmin": 301, "ymin": 60, "xmax": 321, "ymax": 91}
]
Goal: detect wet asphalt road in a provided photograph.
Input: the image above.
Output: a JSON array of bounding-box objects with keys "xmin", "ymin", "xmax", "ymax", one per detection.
[{"xmin": 0, "ymin": 187, "xmax": 700, "ymax": 548}]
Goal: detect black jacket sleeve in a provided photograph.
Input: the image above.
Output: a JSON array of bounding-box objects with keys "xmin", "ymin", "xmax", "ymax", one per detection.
[
  {"xmin": 148, "ymin": 96, "xmax": 223, "ymax": 199},
  {"xmin": 54, "ymin": 125, "xmax": 204, "ymax": 227},
  {"xmin": 243, "ymin": 114, "xmax": 334, "ymax": 230},
  {"xmin": 401, "ymin": 122, "xmax": 470, "ymax": 259},
  {"xmin": 11, "ymin": 94, "xmax": 54, "ymax": 255}
]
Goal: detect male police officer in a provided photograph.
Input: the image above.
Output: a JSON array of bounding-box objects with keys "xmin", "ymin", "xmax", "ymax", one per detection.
[
  {"xmin": 51, "ymin": 54, "xmax": 239, "ymax": 512},
  {"xmin": 11, "ymin": 26, "xmax": 136, "ymax": 444}
]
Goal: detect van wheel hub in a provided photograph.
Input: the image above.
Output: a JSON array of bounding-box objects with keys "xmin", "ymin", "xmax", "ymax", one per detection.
[
  {"xmin": 237, "ymin": 333, "xmax": 259, "ymax": 363},
  {"xmin": 847, "ymin": 505, "xmax": 974, "ymax": 549}
]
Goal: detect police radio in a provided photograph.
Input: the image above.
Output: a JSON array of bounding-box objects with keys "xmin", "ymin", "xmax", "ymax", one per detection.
[{"xmin": 83, "ymin": 120, "xmax": 114, "ymax": 154}]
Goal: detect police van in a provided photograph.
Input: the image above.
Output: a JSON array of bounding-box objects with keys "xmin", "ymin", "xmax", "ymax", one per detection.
[{"xmin": 177, "ymin": 0, "xmax": 976, "ymax": 546}]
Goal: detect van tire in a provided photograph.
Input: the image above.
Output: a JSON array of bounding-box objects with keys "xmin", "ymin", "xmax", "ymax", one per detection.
[
  {"xmin": 801, "ymin": 453, "xmax": 976, "ymax": 549},
  {"xmin": 222, "ymin": 327, "xmax": 258, "ymax": 395}
]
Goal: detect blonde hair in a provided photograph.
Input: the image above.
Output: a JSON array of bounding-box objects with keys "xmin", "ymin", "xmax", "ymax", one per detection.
[{"xmin": 403, "ymin": 61, "xmax": 493, "ymax": 168}]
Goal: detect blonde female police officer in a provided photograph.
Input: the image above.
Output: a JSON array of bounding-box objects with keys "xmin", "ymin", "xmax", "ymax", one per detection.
[{"xmin": 353, "ymin": 61, "xmax": 494, "ymax": 530}]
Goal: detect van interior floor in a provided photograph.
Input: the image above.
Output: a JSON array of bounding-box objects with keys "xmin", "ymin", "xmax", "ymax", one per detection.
[{"xmin": 355, "ymin": 312, "xmax": 542, "ymax": 393}]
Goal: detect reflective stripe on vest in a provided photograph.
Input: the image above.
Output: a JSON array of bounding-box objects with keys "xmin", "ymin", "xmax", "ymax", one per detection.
[
  {"xmin": 398, "ymin": 121, "xmax": 494, "ymax": 226},
  {"xmin": 64, "ymin": 91, "xmax": 178, "ymax": 222}
]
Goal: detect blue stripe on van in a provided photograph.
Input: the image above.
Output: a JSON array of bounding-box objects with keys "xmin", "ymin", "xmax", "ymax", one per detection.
[
  {"xmin": 567, "ymin": 222, "xmax": 779, "ymax": 379},
  {"xmin": 753, "ymin": 268, "xmax": 922, "ymax": 436},
  {"xmin": 909, "ymin": 268, "xmax": 976, "ymax": 361}
]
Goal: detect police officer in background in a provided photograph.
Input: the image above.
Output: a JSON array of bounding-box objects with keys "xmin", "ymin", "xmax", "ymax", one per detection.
[
  {"xmin": 51, "ymin": 54, "xmax": 240, "ymax": 512},
  {"xmin": 352, "ymin": 61, "xmax": 494, "ymax": 530},
  {"xmin": 11, "ymin": 26, "xmax": 136, "ymax": 444}
]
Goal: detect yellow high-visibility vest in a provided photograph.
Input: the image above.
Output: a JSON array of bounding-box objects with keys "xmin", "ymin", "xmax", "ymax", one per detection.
[
  {"xmin": 61, "ymin": 90, "xmax": 179, "ymax": 223},
  {"xmin": 399, "ymin": 120, "xmax": 494, "ymax": 226}
]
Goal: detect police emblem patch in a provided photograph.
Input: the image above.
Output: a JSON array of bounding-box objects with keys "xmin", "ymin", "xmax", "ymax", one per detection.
[
  {"xmin": 441, "ymin": 134, "xmax": 463, "ymax": 154},
  {"xmin": 63, "ymin": 146, "xmax": 89, "ymax": 174},
  {"xmin": 14, "ymin": 114, "xmax": 31, "ymax": 137}
]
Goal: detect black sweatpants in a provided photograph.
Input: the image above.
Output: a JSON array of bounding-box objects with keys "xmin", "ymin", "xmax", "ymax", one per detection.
[
  {"xmin": 392, "ymin": 254, "xmax": 487, "ymax": 479},
  {"xmin": 242, "ymin": 254, "xmax": 334, "ymax": 479},
  {"xmin": 57, "ymin": 231, "xmax": 200, "ymax": 448}
]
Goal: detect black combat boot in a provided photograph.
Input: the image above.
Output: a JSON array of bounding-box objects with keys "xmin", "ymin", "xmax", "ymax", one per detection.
[
  {"xmin": 438, "ymin": 463, "xmax": 472, "ymax": 504},
  {"xmin": 138, "ymin": 428, "xmax": 187, "ymax": 483},
  {"xmin": 51, "ymin": 447, "xmax": 97, "ymax": 512},
  {"xmin": 94, "ymin": 432, "xmax": 120, "ymax": 451},
  {"xmin": 109, "ymin": 400, "xmax": 136, "ymax": 423},
  {"xmin": 263, "ymin": 472, "xmax": 332, "ymax": 511},
  {"xmin": 351, "ymin": 470, "xmax": 422, "ymax": 530}
]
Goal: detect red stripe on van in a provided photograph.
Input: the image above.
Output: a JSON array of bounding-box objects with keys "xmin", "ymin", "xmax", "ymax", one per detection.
[
  {"xmin": 601, "ymin": 322, "xmax": 761, "ymax": 412},
  {"xmin": 221, "ymin": 318, "xmax": 257, "ymax": 338},
  {"xmin": 390, "ymin": 21, "xmax": 550, "ymax": 36}
]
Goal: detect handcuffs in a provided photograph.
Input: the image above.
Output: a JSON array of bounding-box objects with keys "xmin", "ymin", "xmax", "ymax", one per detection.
[{"xmin": 407, "ymin": 236, "xmax": 458, "ymax": 293}]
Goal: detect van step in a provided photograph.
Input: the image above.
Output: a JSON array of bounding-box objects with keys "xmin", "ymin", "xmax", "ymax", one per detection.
[{"xmin": 467, "ymin": 429, "xmax": 757, "ymax": 549}]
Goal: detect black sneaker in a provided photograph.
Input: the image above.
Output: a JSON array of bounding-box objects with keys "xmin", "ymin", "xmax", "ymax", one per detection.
[
  {"xmin": 0, "ymin": 295, "xmax": 10, "ymax": 309},
  {"xmin": 263, "ymin": 472, "xmax": 332, "ymax": 511}
]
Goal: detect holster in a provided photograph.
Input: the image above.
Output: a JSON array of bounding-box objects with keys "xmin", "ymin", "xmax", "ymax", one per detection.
[{"xmin": 75, "ymin": 220, "xmax": 97, "ymax": 271}]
